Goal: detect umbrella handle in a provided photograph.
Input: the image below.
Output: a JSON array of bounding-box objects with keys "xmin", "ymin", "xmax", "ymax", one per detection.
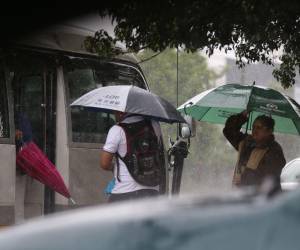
[
  {"xmin": 69, "ymin": 198, "xmax": 76, "ymax": 205},
  {"xmin": 183, "ymin": 102, "xmax": 193, "ymax": 115},
  {"xmin": 245, "ymin": 111, "xmax": 252, "ymax": 134}
]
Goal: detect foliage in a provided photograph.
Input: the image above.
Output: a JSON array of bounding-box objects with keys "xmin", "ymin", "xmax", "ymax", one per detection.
[
  {"xmin": 89, "ymin": 0, "xmax": 300, "ymax": 88},
  {"xmin": 84, "ymin": 30, "xmax": 122, "ymax": 58},
  {"xmin": 266, "ymin": 81, "xmax": 300, "ymax": 161}
]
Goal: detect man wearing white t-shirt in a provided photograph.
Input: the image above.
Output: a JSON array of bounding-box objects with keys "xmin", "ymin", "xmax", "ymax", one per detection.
[{"xmin": 101, "ymin": 112, "xmax": 166, "ymax": 202}]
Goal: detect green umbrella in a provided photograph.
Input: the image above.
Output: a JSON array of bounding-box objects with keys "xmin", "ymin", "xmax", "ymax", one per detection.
[{"xmin": 178, "ymin": 83, "xmax": 300, "ymax": 135}]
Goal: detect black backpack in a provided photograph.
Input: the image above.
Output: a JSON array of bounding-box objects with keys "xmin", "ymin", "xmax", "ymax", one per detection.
[{"xmin": 116, "ymin": 119, "xmax": 164, "ymax": 186}]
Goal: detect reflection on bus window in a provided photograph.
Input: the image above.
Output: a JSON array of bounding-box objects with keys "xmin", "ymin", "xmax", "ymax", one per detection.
[
  {"xmin": 67, "ymin": 58, "xmax": 146, "ymax": 143},
  {"xmin": 8, "ymin": 51, "xmax": 56, "ymax": 150},
  {"xmin": 0, "ymin": 72, "xmax": 9, "ymax": 138},
  {"xmin": 13, "ymin": 75, "xmax": 44, "ymax": 148},
  {"xmin": 71, "ymin": 108, "xmax": 116, "ymax": 143}
]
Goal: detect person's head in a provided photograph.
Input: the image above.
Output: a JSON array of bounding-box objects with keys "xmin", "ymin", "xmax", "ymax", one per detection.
[
  {"xmin": 252, "ymin": 115, "xmax": 275, "ymax": 144},
  {"xmin": 114, "ymin": 111, "xmax": 127, "ymax": 122}
]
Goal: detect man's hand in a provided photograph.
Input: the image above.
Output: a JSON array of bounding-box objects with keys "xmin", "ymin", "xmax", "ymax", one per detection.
[
  {"xmin": 15, "ymin": 129, "xmax": 23, "ymax": 140},
  {"xmin": 100, "ymin": 150, "xmax": 114, "ymax": 171},
  {"xmin": 241, "ymin": 110, "xmax": 250, "ymax": 118}
]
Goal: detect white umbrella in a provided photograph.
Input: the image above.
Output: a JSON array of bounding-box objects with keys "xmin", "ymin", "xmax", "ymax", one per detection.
[{"xmin": 71, "ymin": 85, "xmax": 185, "ymax": 123}]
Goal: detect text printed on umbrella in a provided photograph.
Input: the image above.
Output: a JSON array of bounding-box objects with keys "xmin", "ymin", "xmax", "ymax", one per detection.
[{"xmin": 96, "ymin": 94, "xmax": 121, "ymax": 106}]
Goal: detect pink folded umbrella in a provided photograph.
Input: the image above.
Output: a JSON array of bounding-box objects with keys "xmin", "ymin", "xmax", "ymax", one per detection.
[{"xmin": 16, "ymin": 142, "xmax": 74, "ymax": 203}]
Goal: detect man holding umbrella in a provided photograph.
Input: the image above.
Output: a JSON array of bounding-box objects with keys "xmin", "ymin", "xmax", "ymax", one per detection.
[
  {"xmin": 71, "ymin": 85, "xmax": 186, "ymax": 202},
  {"xmin": 178, "ymin": 83, "xmax": 298, "ymax": 193},
  {"xmin": 223, "ymin": 110, "xmax": 286, "ymax": 193},
  {"xmin": 100, "ymin": 111, "xmax": 166, "ymax": 202}
]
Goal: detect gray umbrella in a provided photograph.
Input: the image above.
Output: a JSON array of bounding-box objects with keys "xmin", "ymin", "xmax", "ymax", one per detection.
[{"xmin": 71, "ymin": 85, "xmax": 185, "ymax": 123}]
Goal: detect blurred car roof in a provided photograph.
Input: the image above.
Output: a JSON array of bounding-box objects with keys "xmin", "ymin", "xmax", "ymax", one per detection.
[
  {"xmin": 281, "ymin": 157, "xmax": 300, "ymax": 191},
  {"xmin": 0, "ymin": 189, "xmax": 299, "ymax": 250}
]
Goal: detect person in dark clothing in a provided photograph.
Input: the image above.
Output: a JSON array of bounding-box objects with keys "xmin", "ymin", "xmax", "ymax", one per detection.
[
  {"xmin": 15, "ymin": 112, "xmax": 33, "ymax": 175},
  {"xmin": 14, "ymin": 112, "xmax": 33, "ymax": 223},
  {"xmin": 223, "ymin": 111, "xmax": 286, "ymax": 191},
  {"xmin": 15, "ymin": 112, "xmax": 33, "ymax": 151}
]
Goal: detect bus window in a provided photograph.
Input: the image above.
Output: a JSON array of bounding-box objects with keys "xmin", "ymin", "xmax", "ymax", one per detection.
[
  {"xmin": 14, "ymin": 75, "xmax": 44, "ymax": 148},
  {"xmin": 0, "ymin": 72, "xmax": 9, "ymax": 138},
  {"xmin": 67, "ymin": 58, "xmax": 147, "ymax": 144}
]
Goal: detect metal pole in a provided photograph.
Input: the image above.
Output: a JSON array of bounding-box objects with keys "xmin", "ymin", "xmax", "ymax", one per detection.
[
  {"xmin": 44, "ymin": 70, "xmax": 56, "ymax": 214},
  {"xmin": 169, "ymin": 139, "xmax": 189, "ymax": 195},
  {"xmin": 176, "ymin": 47, "xmax": 179, "ymax": 139}
]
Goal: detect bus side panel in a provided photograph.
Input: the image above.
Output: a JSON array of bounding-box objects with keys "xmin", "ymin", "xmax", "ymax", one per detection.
[
  {"xmin": 23, "ymin": 180, "xmax": 44, "ymax": 220},
  {"xmin": 0, "ymin": 144, "xmax": 15, "ymax": 225},
  {"xmin": 69, "ymin": 147, "xmax": 112, "ymax": 205},
  {"xmin": 55, "ymin": 67, "xmax": 70, "ymax": 209}
]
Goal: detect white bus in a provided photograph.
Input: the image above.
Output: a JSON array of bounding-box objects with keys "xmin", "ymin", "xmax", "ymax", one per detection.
[{"xmin": 0, "ymin": 17, "xmax": 153, "ymax": 225}]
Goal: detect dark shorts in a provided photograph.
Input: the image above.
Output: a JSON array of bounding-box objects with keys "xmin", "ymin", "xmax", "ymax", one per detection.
[{"xmin": 108, "ymin": 189, "xmax": 159, "ymax": 203}]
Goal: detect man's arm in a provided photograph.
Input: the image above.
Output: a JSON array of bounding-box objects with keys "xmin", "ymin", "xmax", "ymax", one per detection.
[
  {"xmin": 223, "ymin": 111, "xmax": 249, "ymax": 150},
  {"xmin": 100, "ymin": 150, "xmax": 114, "ymax": 171},
  {"xmin": 101, "ymin": 125, "xmax": 121, "ymax": 171}
]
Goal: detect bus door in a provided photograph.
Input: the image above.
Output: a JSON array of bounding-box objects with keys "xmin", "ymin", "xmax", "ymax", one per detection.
[{"xmin": 10, "ymin": 51, "xmax": 57, "ymax": 216}]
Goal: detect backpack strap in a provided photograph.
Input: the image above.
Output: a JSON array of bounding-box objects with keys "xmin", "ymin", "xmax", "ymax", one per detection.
[
  {"xmin": 113, "ymin": 123, "xmax": 130, "ymax": 183},
  {"xmin": 115, "ymin": 152, "xmax": 121, "ymax": 182}
]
